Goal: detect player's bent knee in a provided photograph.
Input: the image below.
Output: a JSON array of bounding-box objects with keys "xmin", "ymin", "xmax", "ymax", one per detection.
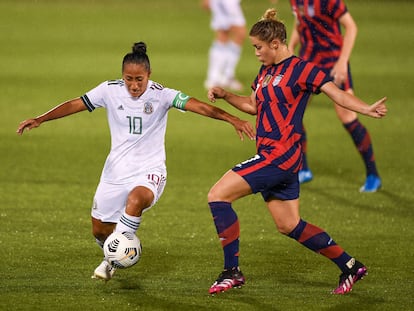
[
  {"xmin": 277, "ymin": 226, "xmax": 293, "ymax": 235},
  {"xmin": 207, "ymin": 187, "xmax": 221, "ymax": 202},
  {"xmin": 279, "ymin": 222, "xmax": 300, "ymax": 236}
]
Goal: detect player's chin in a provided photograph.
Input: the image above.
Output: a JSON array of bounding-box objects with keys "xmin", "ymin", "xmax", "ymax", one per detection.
[
  {"xmin": 258, "ymin": 58, "xmax": 270, "ymax": 65},
  {"xmin": 129, "ymin": 90, "xmax": 142, "ymax": 97}
]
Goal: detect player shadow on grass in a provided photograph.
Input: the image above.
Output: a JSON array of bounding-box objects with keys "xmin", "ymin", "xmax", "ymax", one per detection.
[
  {"xmin": 114, "ymin": 276, "xmax": 142, "ymax": 290},
  {"xmin": 217, "ymin": 294, "xmax": 280, "ymax": 311},
  {"xmin": 324, "ymin": 295, "xmax": 387, "ymax": 311},
  {"xmin": 95, "ymin": 244, "xmax": 182, "ymax": 288},
  {"xmin": 300, "ymin": 180, "xmax": 408, "ymax": 219}
]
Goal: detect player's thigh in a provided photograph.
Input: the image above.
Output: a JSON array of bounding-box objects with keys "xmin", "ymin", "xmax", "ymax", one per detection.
[{"xmin": 208, "ymin": 170, "xmax": 252, "ymax": 202}]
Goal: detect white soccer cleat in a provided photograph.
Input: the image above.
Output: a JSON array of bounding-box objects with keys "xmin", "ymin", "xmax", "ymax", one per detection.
[{"xmin": 92, "ymin": 260, "xmax": 117, "ymax": 281}]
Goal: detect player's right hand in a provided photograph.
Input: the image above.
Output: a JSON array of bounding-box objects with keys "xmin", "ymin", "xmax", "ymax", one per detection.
[
  {"xmin": 207, "ymin": 87, "xmax": 226, "ymax": 103},
  {"xmin": 16, "ymin": 118, "xmax": 40, "ymax": 135}
]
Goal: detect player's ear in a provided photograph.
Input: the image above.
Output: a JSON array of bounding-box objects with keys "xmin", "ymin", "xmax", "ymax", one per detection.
[{"xmin": 271, "ymin": 39, "xmax": 279, "ymax": 49}]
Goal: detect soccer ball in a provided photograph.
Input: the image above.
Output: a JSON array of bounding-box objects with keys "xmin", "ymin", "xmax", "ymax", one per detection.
[{"xmin": 103, "ymin": 231, "xmax": 142, "ymax": 269}]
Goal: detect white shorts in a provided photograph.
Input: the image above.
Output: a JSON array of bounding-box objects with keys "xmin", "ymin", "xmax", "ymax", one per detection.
[
  {"xmin": 91, "ymin": 169, "xmax": 167, "ymax": 223},
  {"xmin": 210, "ymin": 0, "xmax": 245, "ymax": 30}
]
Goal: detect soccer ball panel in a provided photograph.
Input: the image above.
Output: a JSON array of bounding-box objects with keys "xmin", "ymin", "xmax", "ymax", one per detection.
[{"xmin": 103, "ymin": 231, "xmax": 142, "ymax": 269}]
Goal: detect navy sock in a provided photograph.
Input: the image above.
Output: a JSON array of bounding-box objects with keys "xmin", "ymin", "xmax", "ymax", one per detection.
[
  {"xmin": 209, "ymin": 201, "xmax": 240, "ymax": 269},
  {"xmin": 288, "ymin": 219, "xmax": 353, "ymax": 273},
  {"xmin": 344, "ymin": 118, "xmax": 378, "ymax": 176}
]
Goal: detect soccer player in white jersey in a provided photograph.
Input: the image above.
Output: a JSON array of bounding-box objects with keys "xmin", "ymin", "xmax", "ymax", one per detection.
[
  {"xmin": 17, "ymin": 41, "xmax": 255, "ymax": 281},
  {"xmin": 202, "ymin": 0, "xmax": 246, "ymax": 91}
]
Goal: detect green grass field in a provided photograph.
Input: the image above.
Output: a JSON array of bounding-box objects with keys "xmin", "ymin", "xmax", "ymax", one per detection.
[{"xmin": 1, "ymin": 0, "xmax": 413, "ymax": 310}]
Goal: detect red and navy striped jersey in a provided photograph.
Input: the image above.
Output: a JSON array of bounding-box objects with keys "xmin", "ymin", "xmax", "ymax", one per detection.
[
  {"xmin": 290, "ymin": 0, "xmax": 348, "ymax": 68},
  {"xmin": 252, "ymin": 56, "xmax": 331, "ymax": 171}
]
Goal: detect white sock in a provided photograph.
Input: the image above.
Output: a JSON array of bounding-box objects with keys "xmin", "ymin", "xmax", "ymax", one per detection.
[
  {"xmin": 207, "ymin": 41, "xmax": 228, "ymax": 84},
  {"xmin": 223, "ymin": 41, "xmax": 242, "ymax": 81},
  {"xmin": 115, "ymin": 212, "xmax": 141, "ymax": 233}
]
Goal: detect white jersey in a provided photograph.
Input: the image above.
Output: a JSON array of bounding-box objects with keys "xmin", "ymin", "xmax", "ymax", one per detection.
[{"xmin": 81, "ymin": 79, "xmax": 189, "ymax": 184}]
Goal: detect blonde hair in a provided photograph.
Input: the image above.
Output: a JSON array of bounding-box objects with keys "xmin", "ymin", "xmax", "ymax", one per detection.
[
  {"xmin": 249, "ymin": 8, "xmax": 287, "ymax": 44},
  {"xmin": 262, "ymin": 8, "xmax": 278, "ymax": 21}
]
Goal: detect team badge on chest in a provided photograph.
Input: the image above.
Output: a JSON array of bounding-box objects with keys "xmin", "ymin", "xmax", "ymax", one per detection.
[
  {"xmin": 273, "ymin": 74, "xmax": 284, "ymax": 86},
  {"xmin": 143, "ymin": 102, "xmax": 153, "ymax": 114},
  {"xmin": 262, "ymin": 74, "xmax": 273, "ymax": 87}
]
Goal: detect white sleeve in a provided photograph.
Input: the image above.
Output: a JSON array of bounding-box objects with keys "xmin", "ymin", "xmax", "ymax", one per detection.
[{"xmin": 81, "ymin": 81, "xmax": 110, "ymax": 111}]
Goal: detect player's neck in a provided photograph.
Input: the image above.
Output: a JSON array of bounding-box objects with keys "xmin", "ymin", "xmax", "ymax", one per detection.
[{"xmin": 274, "ymin": 46, "xmax": 293, "ymax": 65}]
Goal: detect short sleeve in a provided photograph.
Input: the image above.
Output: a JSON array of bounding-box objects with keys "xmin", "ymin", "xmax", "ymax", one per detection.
[{"xmin": 81, "ymin": 81, "xmax": 110, "ymax": 112}]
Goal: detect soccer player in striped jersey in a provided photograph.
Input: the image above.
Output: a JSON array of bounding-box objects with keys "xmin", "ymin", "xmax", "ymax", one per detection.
[
  {"xmin": 17, "ymin": 42, "xmax": 255, "ymax": 281},
  {"xmin": 288, "ymin": 0, "xmax": 382, "ymax": 192},
  {"xmin": 206, "ymin": 9, "xmax": 387, "ymax": 295}
]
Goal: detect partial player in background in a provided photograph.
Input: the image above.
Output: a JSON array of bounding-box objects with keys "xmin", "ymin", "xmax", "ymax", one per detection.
[
  {"xmin": 17, "ymin": 42, "xmax": 254, "ymax": 281},
  {"xmin": 288, "ymin": 0, "xmax": 382, "ymax": 192},
  {"xmin": 206, "ymin": 8, "xmax": 387, "ymax": 295},
  {"xmin": 201, "ymin": 0, "xmax": 246, "ymax": 91}
]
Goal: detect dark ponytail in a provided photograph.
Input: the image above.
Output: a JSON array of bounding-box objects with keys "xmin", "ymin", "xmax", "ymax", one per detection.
[{"xmin": 122, "ymin": 41, "xmax": 151, "ymax": 72}]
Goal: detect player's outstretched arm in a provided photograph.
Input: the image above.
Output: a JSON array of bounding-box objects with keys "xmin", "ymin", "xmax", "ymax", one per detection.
[
  {"xmin": 184, "ymin": 97, "xmax": 255, "ymax": 141},
  {"xmin": 321, "ymin": 82, "xmax": 387, "ymax": 118},
  {"xmin": 207, "ymin": 87, "xmax": 257, "ymax": 115},
  {"xmin": 16, "ymin": 98, "xmax": 88, "ymax": 135}
]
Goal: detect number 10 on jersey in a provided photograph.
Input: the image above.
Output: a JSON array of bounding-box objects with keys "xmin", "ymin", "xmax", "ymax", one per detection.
[{"xmin": 127, "ymin": 116, "xmax": 142, "ymax": 134}]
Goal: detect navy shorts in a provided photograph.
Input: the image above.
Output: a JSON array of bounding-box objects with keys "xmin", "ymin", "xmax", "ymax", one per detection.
[{"xmin": 232, "ymin": 154, "xmax": 299, "ymax": 201}]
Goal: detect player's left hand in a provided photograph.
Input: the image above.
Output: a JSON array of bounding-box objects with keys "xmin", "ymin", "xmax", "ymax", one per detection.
[{"xmin": 232, "ymin": 119, "xmax": 255, "ymax": 141}]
